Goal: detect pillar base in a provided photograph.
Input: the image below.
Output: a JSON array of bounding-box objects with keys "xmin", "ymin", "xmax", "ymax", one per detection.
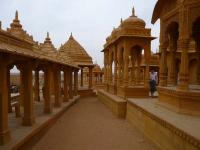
[
  {"xmin": 0, "ymin": 130, "xmax": 11, "ymax": 145},
  {"xmin": 54, "ymin": 100, "xmax": 62, "ymax": 108},
  {"xmin": 44, "ymin": 107, "xmax": 52, "ymax": 114},
  {"xmin": 22, "ymin": 117, "xmax": 35, "ymax": 126},
  {"xmin": 158, "ymin": 86, "xmax": 200, "ymax": 115},
  {"xmin": 63, "ymin": 97, "xmax": 69, "ymax": 102}
]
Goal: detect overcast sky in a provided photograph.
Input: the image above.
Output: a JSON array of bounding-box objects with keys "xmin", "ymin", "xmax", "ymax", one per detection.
[{"xmin": 0, "ymin": 0, "xmax": 160, "ymax": 67}]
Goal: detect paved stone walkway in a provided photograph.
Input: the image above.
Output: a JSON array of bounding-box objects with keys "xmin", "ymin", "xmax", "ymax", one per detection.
[{"xmin": 32, "ymin": 97, "xmax": 155, "ymax": 150}]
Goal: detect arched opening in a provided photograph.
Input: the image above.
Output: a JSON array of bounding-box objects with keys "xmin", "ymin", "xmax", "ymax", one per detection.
[
  {"xmin": 60, "ymin": 71, "xmax": 64, "ymax": 98},
  {"xmin": 118, "ymin": 48, "xmax": 124, "ymax": 86},
  {"xmin": 130, "ymin": 45, "xmax": 144, "ymax": 86},
  {"xmin": 39, "ymin": 70, "xmax": 45, "ymax": 101},
  {"xmin": 9, "ymin": 65, "xmax": 20, "ymax": 113},
  {"xmin": 193, "ymin": 17, "xmax": 200, "ymax": 52},
  {"xmin": 110, "ymin": 51, "xmax": 114, "ymax": 84}
]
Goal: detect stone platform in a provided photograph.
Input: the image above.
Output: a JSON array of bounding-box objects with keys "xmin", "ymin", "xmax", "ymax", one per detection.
[
  {"xmin": 98, "ymin": 90, "xmax": 126, "ymax": 118},
  {"xmin": 158, "ymin": 85, "xmax": 200, "ymax": 116},
  {"xmin": 78, "ymin": 87, "xmax": 96, "ymax": 97},
  {"xmin": 0, "ymin": 96, "xmax": 80, "ymax": 150},
  {"xmin": 127, "ymin": 98, "xmax": 200, "ymax": 150},
  {"xmin": 117, "ymin": 86, "xmax": 149, "ymax": 98}
]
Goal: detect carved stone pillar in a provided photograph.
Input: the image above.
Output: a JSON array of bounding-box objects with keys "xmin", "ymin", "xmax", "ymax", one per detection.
[
  {"xmin": 114, "ymin": 61, "xmax": 118, "ymax": 94},
  {"xmin": 177, "ymin": 39, "xmax": 189, "ymax": 90},
  {"xmin": 54, "ymin": 67, "xmax": 62, "ymax": 107},
  {"xmin": 159, "ymin": 43, "xmax": 168, "ymax": 86},
  {"xmin": 74, "ymin": 70, "xmax": 78, "ymax": 96},
  {"xmin": 69, "ymin": 69, "xmax": 73, "ymax": 99},
  {"xmin": 21, "ymin": 63, "xmax": 35, "ymax": 126},
  {"xmin": 80, "ymin": 68, "xmax": 83, "ymax": 87},
  {"xmin": 136, "ymin": 52, "xmax": 142, "ymax": 85},
  {"xmin": 88, "ymin": 66, "xmax": 93, "ymax": 89},
  {"xmin": 144, "ymin": 47, "xmax": 150, "ymax": 88},
  {"xmin": 7, "ymin": 69, "xmax": 12, "ymax": 113},
  {"xmin": 34, "ymin": 69, "xmax": 40, "ymax": 102},
  {"xmin": 63, "ymin": 69, "xmax": 69, "ymax": 102},
  {"xmin": 131, "ymin": 57, "xmax": 136, "ymax": 86},
  {"xmin": 168, "ymin": 37, "xmax": 177, "ymax": 86},
  {"xmin": 198, "ymin": 57, "xmax": 200, "ymax": 85},
  {"xmin": 44, "ymin": 65, "xmax": 53, "ymax": 113},
  {"xmin": 0, "ymin": 62, "xmax": 11, "ymax": 144},
  {"xmin": 177, "ymin": 6, "xmax": 190, "ymax": 90}
]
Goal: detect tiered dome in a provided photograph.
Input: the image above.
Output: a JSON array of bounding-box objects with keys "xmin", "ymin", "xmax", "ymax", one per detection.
[
  {"xmin": 40, "ymin": 32, "xmax": 57, "ymax": 57},
  {"xmin": 93, "ymin": 64, "xmax": 102, "ymax": 73},
  {"xmin": 59, "ymin": 33, "xmax": 93, "ymax": 66},
  {"xmin": 7, "ymin": 11, "xmax": 34, "ymax": 42},
  {"xmin": 122, "ymin": 6, "xmax": 146, "ymax": 29}
]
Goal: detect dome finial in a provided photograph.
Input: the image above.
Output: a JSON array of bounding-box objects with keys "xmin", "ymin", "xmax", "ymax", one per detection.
[
  {"xmin": 15, "ymin": 11, "xmax": 19, "ymax": 20},
  {"xmin": 132, "ymin": 6, "xmax": 136, "ymax": 17},
  {"xmin": 120, "ymin": 18, "xmax": 123, "ymax": 24},
  {"xmin": 70, "ymin": 32, "xmax": 73, "ymax": 39},
  {"xmin": 47, "ymin": 31, "xmax": 49, "ymax": 38}
]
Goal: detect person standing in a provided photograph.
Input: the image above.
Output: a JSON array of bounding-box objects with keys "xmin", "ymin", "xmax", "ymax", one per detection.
[{"xmin": 149, "ymin": 70, "xmax": 157, "ymax": 97}]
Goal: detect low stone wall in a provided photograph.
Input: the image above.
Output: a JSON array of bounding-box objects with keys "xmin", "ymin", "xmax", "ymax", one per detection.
[
  {"xmin": 97, "ymin": 90, "xmax": 126, "ymax": 118},
  {"xmin": 126, "ymin": 100, "xmax": 200, "ymax": 150},
  {"xmin": 78, "ymin": 89, "xmax": 96, "ymax": 97}
]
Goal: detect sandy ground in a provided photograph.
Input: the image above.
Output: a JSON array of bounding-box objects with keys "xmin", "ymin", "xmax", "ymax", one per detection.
[{"xmin": 31, "ymin": 97, "xmax": 156, "ymax": 150}]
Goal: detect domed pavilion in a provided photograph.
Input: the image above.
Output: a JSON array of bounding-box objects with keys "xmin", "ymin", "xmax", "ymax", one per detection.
[{"xmin": 102, "ymin": 6, "xmax": 155, "ymax": 98}]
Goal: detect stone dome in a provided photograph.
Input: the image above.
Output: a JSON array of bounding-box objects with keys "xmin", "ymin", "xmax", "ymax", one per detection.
[{"xmin": 122, "ymin": 7, "xmax": 146, "ymax": 29}]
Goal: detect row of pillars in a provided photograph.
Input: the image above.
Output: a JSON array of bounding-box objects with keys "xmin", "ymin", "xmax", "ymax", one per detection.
[{"xmin": 0, "ymin": 60, "xmax": 79, "ymax": 144}]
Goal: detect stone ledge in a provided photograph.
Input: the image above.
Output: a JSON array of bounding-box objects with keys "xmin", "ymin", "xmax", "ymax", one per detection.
[
  {"xmin": 127, "ymin": 98, "xmax": 200, "ymax": 150},
  {"xmin": 158, "ymin": 86, "xmax": 200, "ymax": 116},
  {"xmin": 117, "ymin": 86, "xmax": 149, "ymax": 98},
  {"xmin": 0, "ymin": 95, "xmax": 80, "ymax": 150},
  {"xmin": 98, "ymin": 90, "xmax": 126, "ymax": 118}
]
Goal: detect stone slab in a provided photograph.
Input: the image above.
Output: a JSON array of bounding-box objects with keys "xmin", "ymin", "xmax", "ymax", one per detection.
[{"xmin": 127, "ymin": 98, "xmax": 200, "ymax": 150}]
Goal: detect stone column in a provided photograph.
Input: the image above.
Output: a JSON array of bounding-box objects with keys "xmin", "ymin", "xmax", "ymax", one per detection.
[
  {"xmin": 136, "ymin": 52, "xmax": 142, "ymax": 85},
  {"xmin": 80, "ymin": 68, "xmax": 83, "ymax": 87},
  {"xmin": 144, "ymin": 46, "xmax": 151, "ymax": 88},
  {"xmin": 74, "ymin": 70, "xmax": 78, "ymax": 96},
  {"xmin": 198, "ymin": 58, "xmax": 200, "ymax": 85},
  {"xmin": 63, "ymin": 69, "xmax": 69, "ymax": 102},
  {"xmin": 0, "ymin": 62, "xmax": 11, "ymax": 144},
  {"xmin": 7, "ymin": 68, "xmax": 12, "ymax": 113},
  {"xmin": 123, "ymin": 44, "xmax": 129, "ymax": 87},
  {"xmin": 168, "ymin": 36, "xmax": 177, "ymax": 85},
  {"xmin": 131, "ymin": 55, "xmax": 136, "ymax": 86},
  {"xmin": 114, "ymin": 61, "xmax": 118, "ymax": 94},
  {"xmin": 177, "ymin": 39, "xmax": 189, "ymax": 90},
  {"xmin": 21, "ymin": 63, "xmax": 35, "ymax": 126},
  {"xmin": 54, "ymin": 67, "xmax": 62, "ymax": 107},
  {"xmin": 34, "ymin": 69, "xmax": 40, "ymax": 102},
  {"xmin": 177, "ymin": 7, "xmax": 189, "ymax": 90},
  {"xmin": 88, "ymin": 66, "xmax": 93, "ymax": 89},
  {"xmin": 69, "ymin": 69, "xmax": 73, "ymax": 99},
  {"xmin": 159, "ymin": 43, "xmax": 168, "ymax": 86},
  {"xmin": 44, "ymin": 65, "xmax": 53, "ymax": 113}
]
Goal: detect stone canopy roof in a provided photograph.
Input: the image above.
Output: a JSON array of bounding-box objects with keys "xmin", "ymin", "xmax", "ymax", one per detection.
[
  {"xmin": 103, "ymin": 6, "xmax": 155, "ymax": 50},
  {"xmin": 0, "ymin": 11, "xmax": 78, "ymax": 68},
  {"xmin": 59, "ymin": 34, "xmax": 93, "ymax": 66}
]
